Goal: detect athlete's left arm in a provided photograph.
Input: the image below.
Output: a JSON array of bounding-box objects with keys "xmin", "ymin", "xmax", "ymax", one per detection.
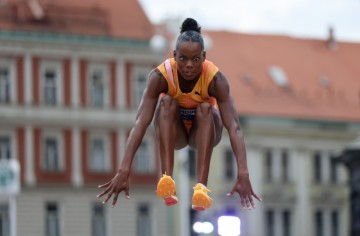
[{"xmin": 209, "ymin": 71, "xmax": 261, "ymax": 209}]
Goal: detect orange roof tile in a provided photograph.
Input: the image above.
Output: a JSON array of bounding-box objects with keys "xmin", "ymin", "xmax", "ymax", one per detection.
[
  {"xmin": 0, "ymin": 0, "xmax": 153, "ymax": 40},
  {"xmin": 206, "ymin": 31, "xmax": 360, "ymax": 122}
]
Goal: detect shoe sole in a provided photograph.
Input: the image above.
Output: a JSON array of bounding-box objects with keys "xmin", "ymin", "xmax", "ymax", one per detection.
[
  {"xmin": 192, "ymin": 205, "xmax": 205, "ymax": 211},
  {"xmin": 164, "ymin": 195, "xmax": 178, "ymax": 206}
]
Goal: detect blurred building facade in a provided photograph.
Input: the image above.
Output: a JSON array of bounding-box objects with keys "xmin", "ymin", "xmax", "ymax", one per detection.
[
  {"xmin": 0, "ymin": 1, "xmax": 360, "ymax": 236},
  {"xmin": 0, "ymin": 1, "xmax": 171, "ymax": 236},
  {"xmin": 179, "ymin": 30, "xmax": 360, "ymax": 236}
]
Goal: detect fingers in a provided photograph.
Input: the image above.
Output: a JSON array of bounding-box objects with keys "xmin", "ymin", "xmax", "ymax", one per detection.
[
  {"xmin": 249, "ymin": 196, "xmax": 255, "ymax": 209},
  {"xmin": 97, "ymin": 187, "xmax": 112, "ymax": 199},
  {"xmin": 252, "ymin": 191, "xmax": 262, "ymax": 202},
  {"xmin": 240, "ymin": 195, "xmax": 253, "ymax": 210},
  {"xmin": 240, "ymin": 196, "xmax": 246, "ymax": 209},
  {"xmin": 110, "ymin": 187, "xmax": 130, "ymax": 208},
  {"xmin": 226, "ymin": 188, "xmax": 235, "ymax": 197},
  {"xmin": 239, "ymin": 192, "xmax": 258, "ymax": 210},
  {"xmin": 98, "ymin": 181, "xmax": 111, "ymax": 189},
  {"xmin": 228, "ymin": 187, "xmax": 254, "ymax": 209},
  {"xmin": 102, "ymin": 192, "xmax": 113, "ymax": 205},
  {"xmin": 111, "ymin": 193, "xmax": 119, "ymax": 208},
  {"xmin": 125, "ymin": 187, "xmax": 130, "ymax": 199},
  {"xmin": 97, "ymin": 183, "xmax": 130, "ymax": 207}
]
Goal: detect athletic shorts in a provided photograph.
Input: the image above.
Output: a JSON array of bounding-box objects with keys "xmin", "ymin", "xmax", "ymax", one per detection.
[{"xmin": 180, "ymin": 108, "xmax": 196, "ymax": 133}]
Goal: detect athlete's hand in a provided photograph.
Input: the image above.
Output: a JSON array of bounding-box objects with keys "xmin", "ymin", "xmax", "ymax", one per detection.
[
  {"xmin": 97, "ymin": 169, "xmax": 130, "ymax": 207},
  {"xmin": 227, "ymin": 174, "xmax": 262, "ymax": 209}
]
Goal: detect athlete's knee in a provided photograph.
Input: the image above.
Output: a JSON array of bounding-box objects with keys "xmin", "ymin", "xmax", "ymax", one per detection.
[
  {"xmin": 196, "ymin": 103, "xmax": 213, "ymax": 121},
  {"xmin": 159, "ymin": 95, "xmax": 178, "ymax": 114},
  {"xmin": 160, "ymin": 95, "xmax": 175, "ymax": 108}
]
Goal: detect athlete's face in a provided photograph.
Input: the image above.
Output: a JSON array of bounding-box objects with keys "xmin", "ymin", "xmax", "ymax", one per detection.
[{"xmin": 174, "ymin": 41, "xmax": 206, "ymax": 81}]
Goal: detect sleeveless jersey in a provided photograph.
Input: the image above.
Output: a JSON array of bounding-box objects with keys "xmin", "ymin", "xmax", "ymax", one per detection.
[{"xmin": 157, "ymin": 58, "xmax": 219, "ymax": 111}]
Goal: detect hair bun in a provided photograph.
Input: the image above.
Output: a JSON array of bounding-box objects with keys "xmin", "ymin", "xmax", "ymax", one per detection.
[{"xmin": 180, "ymin": 18, "xmax": 201, "ymax": 34}]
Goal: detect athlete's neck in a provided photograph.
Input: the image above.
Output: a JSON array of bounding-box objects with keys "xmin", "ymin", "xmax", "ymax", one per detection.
[{"xmin": 178, "ymin": 73, "xmax": 200, "ymax": 93}]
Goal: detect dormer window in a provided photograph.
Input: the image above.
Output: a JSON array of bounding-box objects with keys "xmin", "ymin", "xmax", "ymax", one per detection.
[
  {"xmin": 320, "ymin": 76, "xmax": 330, "ymax": 88},
  {"xmin": 268, "ymin": 66, "xmax": 288, "ymax": 88}
]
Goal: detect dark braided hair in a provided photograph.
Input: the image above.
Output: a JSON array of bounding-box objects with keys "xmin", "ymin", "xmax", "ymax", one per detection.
[{"xmin": 176, "ymin": 18, "xmax": 205, "ymax": 50}]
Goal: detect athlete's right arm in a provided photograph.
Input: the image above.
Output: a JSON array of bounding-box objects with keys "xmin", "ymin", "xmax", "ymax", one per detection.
[
  {"xmin": 120, "ymin": 69, "xmax": 167, "ymax": 173},
  {"xmin": 97, "ymin": 68, "xmax": 167, "ymax": 207}
]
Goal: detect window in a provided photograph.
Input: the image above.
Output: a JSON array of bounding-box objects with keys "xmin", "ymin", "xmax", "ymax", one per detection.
[
  {"xmin": 0, "ymin": 59, "xmax": 15, "ymax": 104},
  {"xmin": 0, "ymin": 67, "xmax": 10, "ymax": 103},
  {"xmin": 92, "ymin": 203, "xmax": 106, "ymax": 236},
  {"xmin": 137, "ymin": 203, "xmax": 151, "ymax": 236},
  {"xmin": 265, "ymin": 209, "xmax": 274, "ymax": 236},
  {"xmin": 313, "ymin": 209, "xmax": 340, "ymax": 236},
  {"xmin": 313, "ymin": 152, "xmax": 322, "ymax": 183},
  {"xmin": 268, "ymin": 65, "xmax": 288, "ymax": 88},
  {"xmin": 0, "ymin": 204, "xmax": 9, "ymax": 236},
  {"xmin": 45, "ymin": 202, "xmax": 60, "ymax": 236},
  {"xmin": 224, "ymin": 148, "xmax": 235, "ymax": 180},
  {"xmin": 265, "ymin": 209, "xmax": 292, "ymax": 236},
  {"xmin": 43, "ymin": 69, "xmax": 57, "ymax": 105},
  {"xmin": 133, "ymin": 66, "xmax": 151, "ymax": 107},
  {"xmin": 0, "ymin": 136, "xmax": 11, "ymax": 161},
  {"xmin": 88, "ymin": 64, "xmax": 108, "ymax": 108},
  {"xmin": 89, "ymin": 69, "xmax": 105, "ymax": 107},
  {"xmin": 41, "ymin": 61, "xmax": 62, "ymax": 106},
  {"xmin": 331, "ymin": 210, "xmax": 339, "ymax": 236},
  {"xmin": 43, "ymin": 137, "xmax": 61, "ymax": 172},
  {"xmin": 89, "ymin": 137, "xmax": 108, "ymax": 172},
  {"xmin": 188, "ymin": 148, "xmax": 196, "ymax": 178},
  {"xmin": 283, "ymin": 210, "xmax": 291, "ymax": 236},
  {"xmin": 330, "ymin": 155, "xmax": 338, "ymax": 184},
  {"xmin": 265, "ymin": 149, "xmax": 273, "ymax": 182},
  {"xmin": 281, "ymin": 149, "xmax": 289, "ymax": 182},
  {"xmin": 134, "ymin": 140, "xmax": 153, "ymax": 174},
  {"xmin": 134, "ymin": 74, "xmax": 147, "ymax": 107},
  {"xmin": 315, "ymin": 210, "xmax": 323, "ymax": 236}
]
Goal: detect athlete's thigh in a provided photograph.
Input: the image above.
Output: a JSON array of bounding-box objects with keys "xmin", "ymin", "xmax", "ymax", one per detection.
[
  {"xmin": 188, "ymin": 108, "xmax": 223, "ymax": 148},
  {"xmin": 153, "ymin": 97, "xmax": 189, "ymax": 149}
]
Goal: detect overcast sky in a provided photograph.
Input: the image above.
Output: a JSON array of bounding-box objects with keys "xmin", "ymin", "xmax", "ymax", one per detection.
[{"xmin": 139, "ymin": 0, "xmax": 360, "ymax": 42}]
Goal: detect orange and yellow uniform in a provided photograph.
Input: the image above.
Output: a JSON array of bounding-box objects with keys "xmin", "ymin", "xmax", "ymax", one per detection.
[{"xmin": 157, "ymin": 58, "xmax": 219, "ymax": 133}]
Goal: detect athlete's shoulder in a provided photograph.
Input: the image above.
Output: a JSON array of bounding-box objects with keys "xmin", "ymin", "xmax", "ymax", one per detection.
[
  {"xmin": 209, "ymin": 70, "xmax": 229, "ymax": 97},
  {"xmin": 203, "ymin": 59, "xmax": 217, "ymax": 67},
  {"xmin": 151, "ymin": 68, "xmax": 165, "ymax": 79},
  {"xmin": 202, "ymin": 59, "xmax": 219, "ymax": 80},
  {"xmin": 148, "ymin": 68, "xmax": 168, "ymax": 94},
  {"xmin": 157, "ymin": 58, "xmax": 176, "ymax": 67}
]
